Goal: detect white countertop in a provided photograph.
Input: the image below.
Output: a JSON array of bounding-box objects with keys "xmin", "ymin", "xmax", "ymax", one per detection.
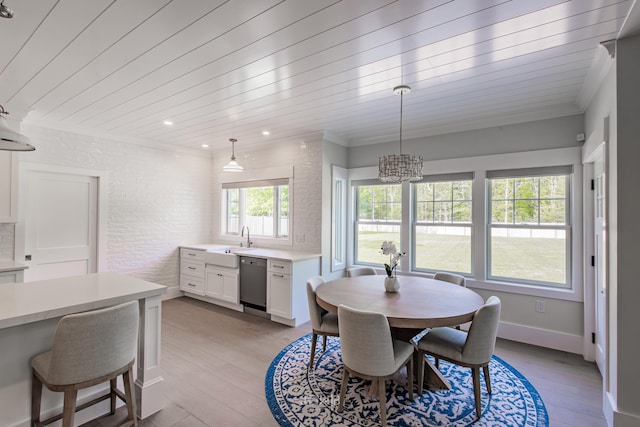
[
  {"xmin": 0, "ymin": 261, "xmax": 28, "ymax": 273},
  {"xmin": 181, "ymin": 244, "xmax": 321, "ymax": 262},
  {"xmin": 0, "ymin": 272, "xmax": 166, "ymax": 330}
]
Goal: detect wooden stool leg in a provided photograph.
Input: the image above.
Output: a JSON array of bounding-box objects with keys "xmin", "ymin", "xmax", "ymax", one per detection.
[
  {"xmin": 123, "ymin": 367, "xmax": 138, "ymax": 426},
  {"xmin": 62, "ymin": 389, "xmax": 78, "ymax": 427},
  {"xmin": 31, "ymin": 370, "xmax": 43, "ymax": 427},
  {"xmin": 110, "ymin": 377, "xmax": 117, "ymax": 414}
]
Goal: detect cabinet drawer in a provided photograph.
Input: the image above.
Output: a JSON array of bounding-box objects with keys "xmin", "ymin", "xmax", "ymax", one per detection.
[
  {"xmin": 180, "ymin": 274, "xmax": 205, "ymax": 295},
  {"xmin": 181, "ymin": 248, "xmax": 205, "ymax": 262},
  {"xmin": 181, "ymin": 260, "xmax": 205, "ymax": 278},
  {"xmin": 268, "ymin": 259, "xmax": 291, "ymax": 275}
]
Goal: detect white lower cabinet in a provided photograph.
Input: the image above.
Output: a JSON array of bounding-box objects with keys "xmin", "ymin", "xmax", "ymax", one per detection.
[
  {"xmin": 180, "ymin": 248, "xmax": 205, "ymax": 296},
  {"xmin": 205, "ymin": 266, "xmax": 239, "ymax": 304},
  {"xmin": 267, "ymin": 268, "xmax": 291, "ymax": 319},
  {"xmin": 267, "ymin": 257, "xmax": 320, "ymax": 327}
]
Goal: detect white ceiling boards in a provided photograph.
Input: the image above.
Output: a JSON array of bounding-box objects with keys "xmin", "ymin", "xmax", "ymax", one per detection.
[{"xmin": 0, "ymin": 0, "xmax": 633, "ymax": 152}]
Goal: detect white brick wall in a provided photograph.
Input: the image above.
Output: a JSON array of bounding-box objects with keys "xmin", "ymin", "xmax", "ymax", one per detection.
[
  {"xmin": 6, "ymin": 125, "xmax": 323, "ymax": 289},
  {"xmin": 211, "ymin": 137, "xmax": 323, "ymax": 253},
  {"xmin": 19, "ymin": 124, "xmax": 213, "ymax": 288},
  {"xmin": 0, "ymin": 223, "xmax": 14, "ymax": 261}
]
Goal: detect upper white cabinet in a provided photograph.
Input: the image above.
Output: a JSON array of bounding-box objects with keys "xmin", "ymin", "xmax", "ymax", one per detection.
[{"xmin": 0, "ymin": 152, "xmax": 18, "ymax": 223}]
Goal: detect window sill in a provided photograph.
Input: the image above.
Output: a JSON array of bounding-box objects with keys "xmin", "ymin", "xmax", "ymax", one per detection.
[{"xmin": 466, "ymin": 278, "xmax": 582, "ymax": 302}]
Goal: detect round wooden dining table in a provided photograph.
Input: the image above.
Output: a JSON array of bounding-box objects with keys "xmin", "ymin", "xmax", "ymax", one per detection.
[{"xmin": 315, "ymin": 274, "xmax": 485, "ymax": 390}]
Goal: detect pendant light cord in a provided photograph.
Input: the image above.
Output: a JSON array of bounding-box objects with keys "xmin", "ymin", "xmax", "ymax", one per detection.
[{"xmin": 399, "ymin": 90, "xmax": 404, "ymax": 154}]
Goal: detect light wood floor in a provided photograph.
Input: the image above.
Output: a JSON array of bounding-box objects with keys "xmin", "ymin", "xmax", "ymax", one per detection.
[{"xmin": 88, "ymin": 296, "xmax": 607, "ymax": 427}]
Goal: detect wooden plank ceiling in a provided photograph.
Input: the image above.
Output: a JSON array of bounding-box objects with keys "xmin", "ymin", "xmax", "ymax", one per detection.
[{"xmin": 0, "ymin": 0, "xmax": 632, "ymax": 153}]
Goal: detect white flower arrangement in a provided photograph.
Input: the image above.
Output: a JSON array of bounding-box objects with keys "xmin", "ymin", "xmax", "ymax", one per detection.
[{"xmin": 381, "ymin": 241, "xmax": 405, "ymax": 278}]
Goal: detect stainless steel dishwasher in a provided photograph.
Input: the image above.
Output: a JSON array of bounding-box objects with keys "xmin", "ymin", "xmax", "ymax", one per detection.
[{"xmin": 239, "ymin": 256, "xmax": 268, "ymax": 314}]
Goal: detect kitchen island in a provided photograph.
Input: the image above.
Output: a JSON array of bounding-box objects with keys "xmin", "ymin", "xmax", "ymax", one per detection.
[{"xmin": 0, "ymin": 272, "xmax": 166, "ymax": 426}]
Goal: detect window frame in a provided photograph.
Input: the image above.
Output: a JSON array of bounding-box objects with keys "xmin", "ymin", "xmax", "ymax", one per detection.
[
  {"xmin": 411, "ymin": 173, "xmax": 474, "ymax": 276},
  {"xmin": 345, "ymin": 147, "xmax": 583, "ymax": 302},
  {"xmin": 352, "ymin": 180, "xmax": 402, "ymax": 267},
  {"xmin": 486, "ymin": 170, "xmax": 572, "ymax": 288}
]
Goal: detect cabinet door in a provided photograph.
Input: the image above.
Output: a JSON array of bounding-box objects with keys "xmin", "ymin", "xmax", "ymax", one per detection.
[
  {"xmin": 268, "ymin": 272, "xmax": 291, "ymax": 318},
  {"xmin": 205, "ymin": 269, "xmax": 223, "ymax": 299},
  {"xmin": 221, "ymin": 272, "xmax": 239, "ymax": 304}
]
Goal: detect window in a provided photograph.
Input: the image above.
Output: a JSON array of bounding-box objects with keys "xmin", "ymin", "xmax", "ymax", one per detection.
[
  {"xmin": 331, "ymin": 166, "xmax": 347, "ymax": 271},
  {"xmin": 413, "ymin": 173, "xmax": 473, "ymax": 275},
  {"xmin": 487, "ymin": 167, "xmax": 572, "ymax": 288},
  {"xmin": 354, "ymin": 182, "xmax": 401, "ymax": 265},
  {"xmin": 223, "ymin": 179, "xmax": 289, "ymax": 239}
]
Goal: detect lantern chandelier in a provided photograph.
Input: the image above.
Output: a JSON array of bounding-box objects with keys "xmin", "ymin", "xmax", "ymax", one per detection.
[{"xmin": 378, "ymin": 85, "xmax": 423, "ymax": 182}]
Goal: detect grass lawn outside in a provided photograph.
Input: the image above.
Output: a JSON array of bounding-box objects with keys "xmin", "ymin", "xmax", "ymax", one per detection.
[{"xmin": 355, "ymin": 231, "xmax": 566, "ymax": 285}]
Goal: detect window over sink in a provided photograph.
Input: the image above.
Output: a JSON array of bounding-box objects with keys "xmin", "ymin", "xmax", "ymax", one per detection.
[{"xmin": 222, "ymin": 178, "xmax": 290, "ymax": 240}]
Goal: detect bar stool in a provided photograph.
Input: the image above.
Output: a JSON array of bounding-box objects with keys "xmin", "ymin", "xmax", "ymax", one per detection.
[{"xmin": 30, "ymin": 300, "xmax": 139, "ymax": 427}]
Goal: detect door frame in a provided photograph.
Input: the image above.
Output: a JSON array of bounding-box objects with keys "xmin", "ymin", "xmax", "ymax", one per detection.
[
  {"xmin": 15, "ymin": 163, "xmax": 108, "ymax": 274},
  {"xmin": 583, "ymin": 141, "xmax": 608, "ymax": 371}
]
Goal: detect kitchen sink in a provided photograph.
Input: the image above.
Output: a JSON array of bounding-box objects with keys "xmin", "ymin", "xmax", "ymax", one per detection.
[{"xmin": 204, "ymin": 247, "xmax": 252, "ymax": 268}]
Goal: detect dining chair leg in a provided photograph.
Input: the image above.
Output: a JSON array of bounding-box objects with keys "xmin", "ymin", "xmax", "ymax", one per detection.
[
  {"xmin": 417, "ymin": 350, "xmax": 425, "ymax": 394},
  {"xmin": 337, "ymin": 368, "xmax": 349, "ymax": 412},
  {"xmin": 471, "ymin": 367, "xmax": 481, "ymax": 419},
  {"xmin": 407, "ymin": 357, "xmax": 414, "ymax": 400},
  {"xmin": 31, "ymin": 370, "xmax": 43, "ymax": 427},
  {"xmin": 483, "ymin": 365, "xmax": 492, "ymax": 394},
  {"xmin": 322, "ymin": 335, "xmax": 327, "ymax": 352},
  {"xmin": 308, "ymin": 333, "xmax": 318, "ymax": 370},
  {"xmin": 378, "ymin": 378, "xmax": 387, "ymax": 427}
]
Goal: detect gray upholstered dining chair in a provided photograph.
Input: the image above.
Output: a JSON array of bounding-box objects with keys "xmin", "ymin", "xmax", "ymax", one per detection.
[
  {"xmin": 30, "ymin": 300, "xmax": 139, "ymax": 427},
  {"xmin": 415, "ymin": 296, "xmax": 501, "ymax": 419},
  {"xmin": 433, "ymin": 271, "xmax": 466, "ymax": 287},
  {"xmin": 346, "ymin": 267, "xmax": 377, "ymax": 277},
  {"xmin": 306, "ymin": 276, "xmax": 339, "ymax": 370},
  {"xmin": 433, "ymin": 271, "xmax": 467, "ymax": 330},
  {"xmin": 337, "ymin": 304, "xmax": 414, "ymax": 426}
]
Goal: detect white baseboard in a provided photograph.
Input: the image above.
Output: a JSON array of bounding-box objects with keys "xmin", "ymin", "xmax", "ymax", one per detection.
[
  {"xmin": 604, "ymin": 391, "xmax": 640, "ymax": 427},
  {"xmin": 163, "ymin": 285, "xmax": 183, "ymax": 300},
  {"xmin": 498, "ymin": 320, "xmax": 583, "ymax": 355}
]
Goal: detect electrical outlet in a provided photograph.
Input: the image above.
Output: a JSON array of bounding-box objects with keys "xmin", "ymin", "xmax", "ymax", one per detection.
[
  {"xmin": 535, "ymin": 300, "xmax": 545, "ymax": 313},
  {"xmin": 295, "ymin": 233, "xmax": 305, "ymax": 243}
]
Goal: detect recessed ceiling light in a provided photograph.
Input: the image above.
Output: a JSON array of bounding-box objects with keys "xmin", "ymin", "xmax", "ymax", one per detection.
[
  {"xmin": 202, "ymin": 144, "xmax": 209, "ymax": 148},
  {"xmin": 163, "ymin": 120, "xmax": 173, "ymax": 126},
  {"xmin": 262, "ymin": 130, "xmax": 270, "ymax": 136}
]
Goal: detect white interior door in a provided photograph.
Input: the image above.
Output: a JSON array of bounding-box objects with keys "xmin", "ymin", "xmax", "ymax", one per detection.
[
  {"xmin": 24, "ymin": 170, "xmax": 98, "ymax": 281},
  {"xmin": 593, "ymin": 157, "xmax": 607, "ymax": 374}
]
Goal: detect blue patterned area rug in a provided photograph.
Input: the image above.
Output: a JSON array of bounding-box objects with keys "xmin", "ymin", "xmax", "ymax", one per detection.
[{"xmin": 266, "ymin": 334, "xmax": 548, "ymax": 426}]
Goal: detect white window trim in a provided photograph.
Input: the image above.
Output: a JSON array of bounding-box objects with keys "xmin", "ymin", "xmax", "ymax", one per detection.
[
  {"xmin": 347, "ymin": 147, "xmax": 583, "ymax": 302},
  {"xmin": 217, "ymin": 165, "xmax": 294, "ymax": 247}
]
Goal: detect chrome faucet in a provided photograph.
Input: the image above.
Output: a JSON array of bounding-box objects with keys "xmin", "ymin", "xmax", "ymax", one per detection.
[{"xmin": 241, "ymin": 225, "xmax": 252, "ymax": 248}]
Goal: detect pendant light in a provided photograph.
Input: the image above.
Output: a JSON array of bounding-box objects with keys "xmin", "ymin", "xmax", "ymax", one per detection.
[
  {"xmin": 222, "ymin": 138, "xmax": 243, "ymax": 172},
  {"xmin": 0, "ymin": 1, "xmax": 14, "ymax": 19},
  {"xmin": 378, "ymin": 85, "xmax": 422, "ymax": 182},
  {"xmin": 0, "ymin": 105, "xmax": 35, "ymax": 151}
]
